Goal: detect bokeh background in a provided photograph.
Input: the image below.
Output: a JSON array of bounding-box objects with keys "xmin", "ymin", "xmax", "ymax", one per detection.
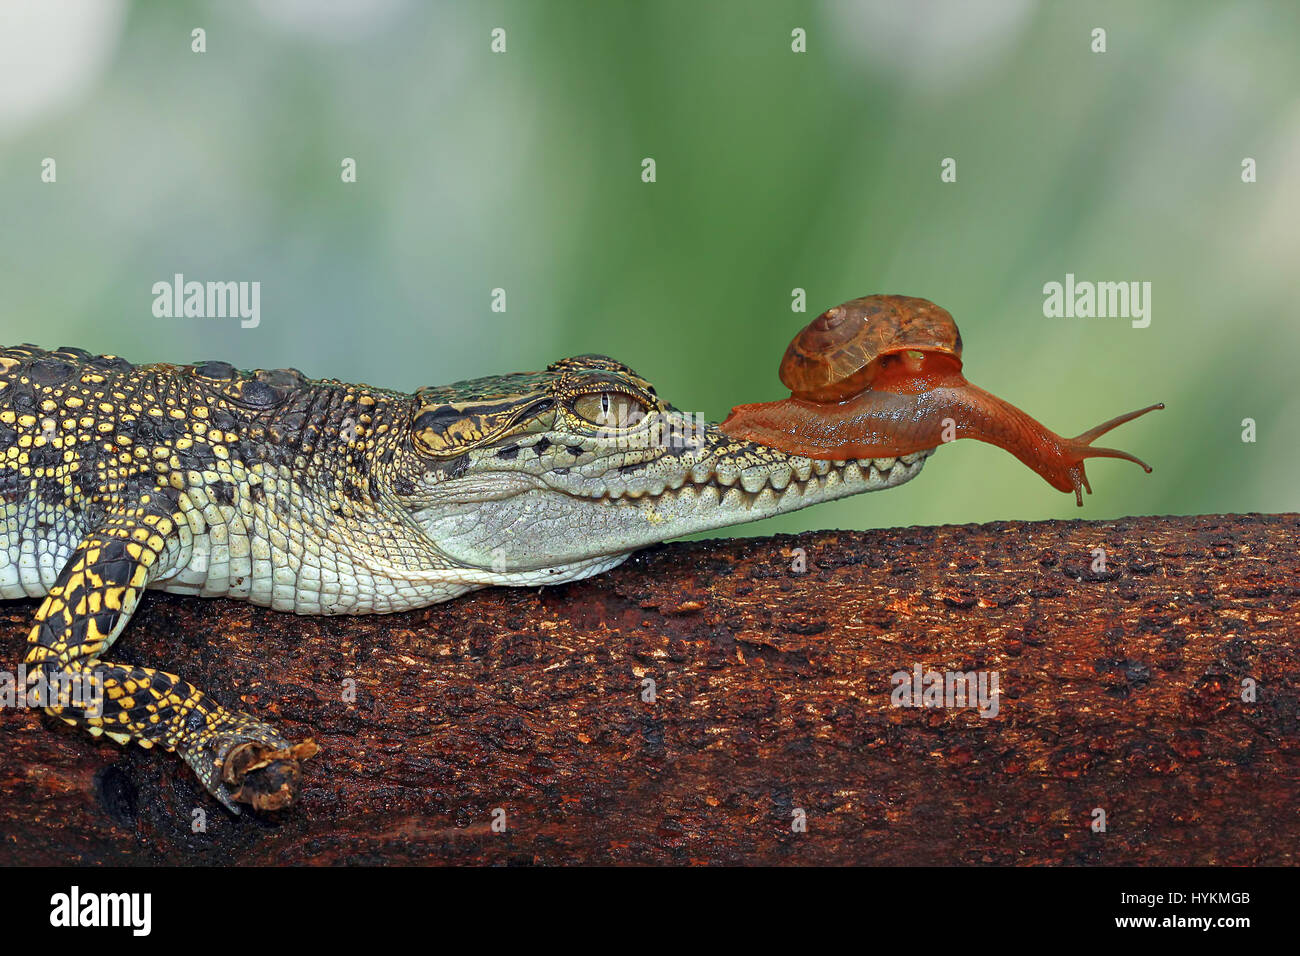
[{"xmin": 1, "ymin": 0, "xmax": 1297, "ymax": 537}]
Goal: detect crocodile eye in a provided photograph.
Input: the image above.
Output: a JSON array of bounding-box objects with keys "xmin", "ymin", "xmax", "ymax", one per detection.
[{"xmin": 572, "ymin": 391, "xmax": 647, "ymax": 429}]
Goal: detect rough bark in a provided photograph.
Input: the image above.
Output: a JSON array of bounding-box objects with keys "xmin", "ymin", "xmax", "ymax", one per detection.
[{"xmin": 1, "ymin": 513, "xmax": 1296, "ymax": 866}]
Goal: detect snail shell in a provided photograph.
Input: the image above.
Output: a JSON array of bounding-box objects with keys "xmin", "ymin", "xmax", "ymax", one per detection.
[{"xmin": 780, "ymin": 295, "xmax": 963, "ymax": 402}]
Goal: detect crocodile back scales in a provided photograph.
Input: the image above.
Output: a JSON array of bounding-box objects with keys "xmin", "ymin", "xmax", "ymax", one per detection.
[{"xmin": 0, "ymin": 344, "xmax": 469, "ymax": 616}]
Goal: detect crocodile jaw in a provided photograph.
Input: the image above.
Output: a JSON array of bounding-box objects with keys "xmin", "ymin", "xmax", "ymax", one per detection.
[{"xmin": 407, "ymin": 422, "xmax": 934, "ymax": 577}]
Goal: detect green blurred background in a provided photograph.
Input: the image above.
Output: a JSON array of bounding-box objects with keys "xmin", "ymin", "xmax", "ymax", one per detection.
[{"xmin": 1, "ymin": 0, "xmax": 1297, "ymax": 536}]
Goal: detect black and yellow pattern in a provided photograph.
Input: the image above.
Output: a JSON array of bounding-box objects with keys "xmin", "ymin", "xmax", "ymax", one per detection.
[
  {"xmin": 21, "ymin": 505, "xmax": 314, "ymax": 811},
  {"xmin": 1, "ymin": 346, "xmax": 339, "ymax": 810}
]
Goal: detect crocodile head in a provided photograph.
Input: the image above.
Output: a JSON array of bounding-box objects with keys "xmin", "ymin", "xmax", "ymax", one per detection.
[{"xmin": 396, "ymin": 354, "xmax": 932, "ymax": 583}]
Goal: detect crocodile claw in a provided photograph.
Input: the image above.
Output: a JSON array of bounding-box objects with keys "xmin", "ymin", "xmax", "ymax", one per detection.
[{"xmin": 220, "ymin": 739, "xmax": 320, "ymax": 813}]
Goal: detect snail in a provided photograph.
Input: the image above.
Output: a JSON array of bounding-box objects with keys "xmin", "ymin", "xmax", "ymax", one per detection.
[{"xmin": 719, "ymin": 294, "xmax": 1162, "ymax": 506}]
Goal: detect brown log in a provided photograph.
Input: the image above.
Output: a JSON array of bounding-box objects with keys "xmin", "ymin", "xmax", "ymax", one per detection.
[{"xmin": 1, "ymin": 513, "xmax": 1296, "ymax": 865}]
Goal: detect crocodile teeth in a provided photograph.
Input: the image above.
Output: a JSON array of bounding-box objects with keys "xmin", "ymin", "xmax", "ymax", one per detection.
[
  {"xmin": 768, "ymin": 468, "xmax": 791, "ymax": 491},
  {"xmin": 812, "ymin": 460, "xmax": 832, "ymax": 477},
  {"xmin": 721, "ymin": 486, "xmax": 746, "ymax": 508},
  {"xmin": 740, "ymin": 471, "xmax": 768, "ymax": 494},
  {"xmin": 790, "ymin": 458, "xmax": 812, "ymax": 482}
]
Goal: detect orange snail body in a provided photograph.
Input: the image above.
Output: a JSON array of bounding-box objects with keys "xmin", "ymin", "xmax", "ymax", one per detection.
[{"xmin": 719, "ymin": 295, "xmax": 1162, "ymax": 505}]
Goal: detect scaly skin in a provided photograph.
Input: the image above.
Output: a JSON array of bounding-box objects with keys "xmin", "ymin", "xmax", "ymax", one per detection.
[{"xmin": 1, "ymin": 345, "xmax": 931, "ymax": 810}]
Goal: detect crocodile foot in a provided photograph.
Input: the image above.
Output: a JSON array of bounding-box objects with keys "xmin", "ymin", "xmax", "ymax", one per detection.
[{"xmin": 221, "ymin": 739, "xmax": 320, "ymax": 812}]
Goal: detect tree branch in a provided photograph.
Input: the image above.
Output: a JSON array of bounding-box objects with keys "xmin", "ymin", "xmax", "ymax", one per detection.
[{"xmin": 2, "ymin": 513, "xmax": 1296, "ymax": 864}]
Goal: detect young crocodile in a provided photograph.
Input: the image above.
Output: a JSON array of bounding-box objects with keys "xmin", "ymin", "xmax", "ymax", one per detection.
[{"xmin": 3, "ymin": 345, "xmax": 930, "ymax": 810}]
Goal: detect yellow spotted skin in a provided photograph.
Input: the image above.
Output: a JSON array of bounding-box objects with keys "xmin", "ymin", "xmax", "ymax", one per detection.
[
  {"xmin": 1, "ymin": 344, "xmax": 435, "ymax": 811},
  {"xmin": 2, "ymin": 346, "xmax": 666, "ymax": 810},
  {"xmin": 3, "ymin": 345, "xmax": 933, "ymax": 811}
]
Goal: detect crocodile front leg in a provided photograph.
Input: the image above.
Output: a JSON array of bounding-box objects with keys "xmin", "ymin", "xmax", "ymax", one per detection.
[{"xmin": 21, "ymin": 501, "xmax": 317, "ymax": 812}]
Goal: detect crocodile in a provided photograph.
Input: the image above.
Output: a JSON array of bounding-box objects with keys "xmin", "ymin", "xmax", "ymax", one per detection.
[{"xmin": 2, "ymin": 345, "xmax": 931, "ymax": 811}]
